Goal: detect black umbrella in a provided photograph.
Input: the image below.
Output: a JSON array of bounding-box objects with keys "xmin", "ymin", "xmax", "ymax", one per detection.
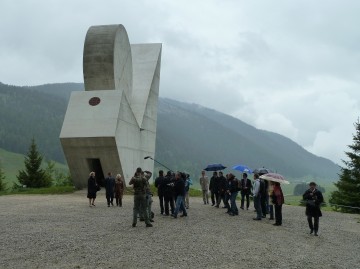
[
  {"xmin": 204, "ymin": 163, "xmax": 226, "ymax": 171},
  {"xmin": 253, "ymin": 167, "xmax": 271, "ymax": 175}
]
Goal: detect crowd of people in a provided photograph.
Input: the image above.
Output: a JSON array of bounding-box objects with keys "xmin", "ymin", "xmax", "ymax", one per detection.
[{"xmin": 87, "ymin": 169, "xmax": 324, "ymax": 235}]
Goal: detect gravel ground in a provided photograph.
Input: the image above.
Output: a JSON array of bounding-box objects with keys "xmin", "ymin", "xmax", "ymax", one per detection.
[{"xmin": 0, "ymin": 190, "xmax": 359, "ymax": 269}]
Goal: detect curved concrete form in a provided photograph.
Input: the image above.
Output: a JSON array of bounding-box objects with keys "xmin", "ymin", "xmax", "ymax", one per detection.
[{"xmin": 60, "ymin": 24, "xmax": 162, "ymax": 188}]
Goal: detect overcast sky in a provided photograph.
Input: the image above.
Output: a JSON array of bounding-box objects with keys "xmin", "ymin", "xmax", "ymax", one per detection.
[{"xmin": 1, "ymin": 0, "xmax": 359, "ymax": 165}]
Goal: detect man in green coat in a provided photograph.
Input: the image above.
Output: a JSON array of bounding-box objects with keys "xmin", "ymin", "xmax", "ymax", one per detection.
[{"xmin": 129, "ymin": 167, "xmax": 153, "ymax": 227}]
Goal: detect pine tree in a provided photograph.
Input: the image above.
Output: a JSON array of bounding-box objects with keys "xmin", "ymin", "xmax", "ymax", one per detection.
[
  {"xmin": 17, "ymin": 138, "xmax": 51, "ymax": 188},
  {"xmin": 330, "ymin": 119, "xmax": 360, "ymax": 212},
  {"xmin": 0, "ymin": 163, "xmax": 6, "ymax": 191}
]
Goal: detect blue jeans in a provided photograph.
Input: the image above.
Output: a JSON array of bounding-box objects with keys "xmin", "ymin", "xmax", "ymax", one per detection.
[
  {"xmin": 173, "ymin": 195, "xmax": 187, "ymax": 216},
  {"xmin": 230, "ymin": 192, "xmax": 238, "ymax": 214},
  {"xmin": 254, "ymin": 195, "xmax": 262, "ymax": 219}
]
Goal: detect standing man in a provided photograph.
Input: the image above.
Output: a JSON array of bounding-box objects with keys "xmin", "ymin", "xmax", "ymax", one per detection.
[
  {"xmin": 209, "ymin": 172, "xmax": 218, "ymax": 206},
  {"xmin": 240, "ymin": 173, "xmax": 252, "ymax": 210},
  {"xmin": 199, "ymin": 170, "xmax": 209, "ymax": 205},
  {"xmin": 172, "ymin": 172, "xmax": 188, "ymax": 218},
  {"xmin": 252, "ymin": 174, "xmax": 262, "ymax": 220},
  {"xmin": 143, "ymin": 170, "xmax": 154, "ymax": 222},
  {"xmin": 184, "ymin": 174, "xmax": 193, "ymax": 209},
  {"xmin": 129, "ymin": 167, "xmax": 152, "ymax": 227},
  {"xmin": 155, "ymin": 170, "xmax": 165, "ymax": 215},
  {"xmin": 218, "ymin": 171, "xmax": 227, "ymax": 207},
  {"xmin": 227, "ymin": 173, "xmax": 239, "ymax": 216},
  {"xmin": 105, "ymin": 172, "xmax": 115, "ymax": 207},
  {"xmin": 163, "ymin": 171, "xmax": 175, "ymax": 216},
  {"xmin": 303, "ymin": 182, "xmax": 324, "ymax": 236}
]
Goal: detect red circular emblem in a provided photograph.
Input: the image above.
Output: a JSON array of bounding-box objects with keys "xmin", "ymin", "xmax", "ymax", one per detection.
[{"xmin": 89, "ymin": 97, "xmax": 101, "ymax": 106}]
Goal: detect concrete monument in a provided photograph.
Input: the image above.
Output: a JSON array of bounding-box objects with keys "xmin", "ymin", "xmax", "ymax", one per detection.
[{"xmin": 60, "ymin": 24, "xmax": 162, "ymax": 188}]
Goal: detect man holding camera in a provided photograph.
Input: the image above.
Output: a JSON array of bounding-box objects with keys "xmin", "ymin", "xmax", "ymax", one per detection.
[{"xmin": 129, "ymin": 167, "xmax": 153, "ymax": 228}]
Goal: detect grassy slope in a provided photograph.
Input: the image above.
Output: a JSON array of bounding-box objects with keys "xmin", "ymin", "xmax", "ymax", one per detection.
[{"xmin": 0, "ymin": 148, "xmax": 68, "ymax": 185}]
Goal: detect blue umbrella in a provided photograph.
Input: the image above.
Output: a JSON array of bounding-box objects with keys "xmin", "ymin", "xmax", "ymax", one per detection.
[
  {"xmin": 232, "ymin": 164, "xmax": 253, "ymax": 173},
  {"xmin": 204, "ymin": 163, "xmax": 226, "ymax": 171}
]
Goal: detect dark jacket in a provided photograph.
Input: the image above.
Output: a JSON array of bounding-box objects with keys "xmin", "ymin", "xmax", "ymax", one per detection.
[
  {"xmin": 240, "ymin": 178, "xmax": 252, "ymax": 194},
  {"xmin": 174, "ymin": 178, "xmax": 185, "ymax": 197},
  {"xmin": 104, "ymin": 176, "xmax": 115, "ymax": 194},
  {"xmin": 163, "ymin": 175, "xmax": 174, "ymax": 197},
  {"xmin": 303, "ymin": 188, "xmax": 324, "ymax": 217},
  {"xmin": 219, "ymin": 175, "xmax": 227, "ymax": 193},
  {"xmin": 209, "ymin": 176, "xmax": 218, "ymax": 192},
  {"xmin": 155, "ymin": 176, "xmax": 165, "ymax": 196},
  {"xmin": 87, "ymin": 176, "xmax": 98, "ymax": 199},
  {"xmin": 227, "ymin": 178, "xmax": 238, "ymax": 193}
]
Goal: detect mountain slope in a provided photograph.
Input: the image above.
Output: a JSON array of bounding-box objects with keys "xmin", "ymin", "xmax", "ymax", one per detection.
[
  {"xmin": 0, "ymin": 82, "xmax": 340, "ymax": 182},
  {"xmin": 156, "ymin": 99, "xmax": 339, "ymax": 180}
]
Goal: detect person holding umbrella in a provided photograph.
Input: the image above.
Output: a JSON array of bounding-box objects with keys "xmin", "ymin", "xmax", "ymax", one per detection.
[{"xmin": 271, "ymin": 182, "xmax": 284, "ymax": 226}]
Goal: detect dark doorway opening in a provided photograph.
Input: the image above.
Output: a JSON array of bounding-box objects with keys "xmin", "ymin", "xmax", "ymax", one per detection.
[{"xmin": 87, "ymin": 158, "xmax": 105, "ymax": 186}]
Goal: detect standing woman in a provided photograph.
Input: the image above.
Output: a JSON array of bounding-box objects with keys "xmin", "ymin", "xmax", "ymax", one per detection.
[
  {"xmin": 115, "ymin": 174, "xmax": 125, "ymax": 207},
  {"xmin": 87, "ymin": 172, "xmax": 97, "ymax": 207},
  {"xmin": 271, "ymin": 182, "xmax": 284, "ymax": 226}
]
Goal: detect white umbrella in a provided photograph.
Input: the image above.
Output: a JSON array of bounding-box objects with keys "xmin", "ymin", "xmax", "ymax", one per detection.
[{"xmin": 259, "ymin": 173, "xmax": 290, "ymax": 184}]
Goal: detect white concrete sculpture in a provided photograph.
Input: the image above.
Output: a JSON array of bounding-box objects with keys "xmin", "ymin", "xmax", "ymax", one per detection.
[{"xmin": 60, "ymin": 24, "xmax": 162, "ymax": 188}]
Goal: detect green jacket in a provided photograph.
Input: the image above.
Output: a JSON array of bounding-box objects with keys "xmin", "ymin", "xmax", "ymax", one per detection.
[{"xmin": 129, "ymin": 175, "xmax": 147, "ymax": 195}]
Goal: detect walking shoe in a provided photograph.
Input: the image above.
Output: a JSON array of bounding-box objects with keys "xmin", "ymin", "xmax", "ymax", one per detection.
[
  {"xmin": 240, "ymin": 207, "xmax": 244, "ymax": 210},
  {"xmin": 314, "ymin": 232, "xmax": 318, "ymax": 236},
  {"xmin": 171, "ymin": 214, "xmax": 177, "ymax": 218},
  {"xmin": 108, "ymin": 205, "xmax": 110, "ymax": 207},
  {"xmin": 253, "ymin": 218, "xmax": 261, "ymax": 221},
  {"xmin": 310, "ymin": 229, "xmax": 314, "ymax": 234},
  {"xmin": 146, "ymin": 223, "xmax": 153, "ymax": 227},
  {"xmin": 269, "ymin": 217, "xmax": 274, "ymax": 220},
  {"xmin": 215, "ymin": 205, "xmax": 219, "ymax": 208},
  {"xmin": 132, "ymin": 223, "xmax": 136, "ymax": 227},
  {"xmin": 150, "ymin": 219, "xmax": 154, "ymax": 222},
  {"xmin": 180, "ymin": 214, "xmax": 187, "ymax": 217},
  {"xmin": 273, "ymin": 223, "xmax": 280, "ymax": 226}
]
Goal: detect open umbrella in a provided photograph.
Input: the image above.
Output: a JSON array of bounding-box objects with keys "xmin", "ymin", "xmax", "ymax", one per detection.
[
  {"xmin": 259, "ymin": 173, "xmax": 290, "ymax": 184},
  {"xmin": 204, "ymin": 164, "xmax": 226, "ymax": 171},
  {"xmin": 253, "ymin": 167, "xmax": 272, "ymax": 175},
  {"xmin": 232, "ymin": 164, "xmax": 252, "ymax": 173}
]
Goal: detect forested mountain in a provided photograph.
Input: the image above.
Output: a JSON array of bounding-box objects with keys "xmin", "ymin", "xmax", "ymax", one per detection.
[{"xmin": 0, "ymin": 82, "xmax": 340, "ymax": 182}]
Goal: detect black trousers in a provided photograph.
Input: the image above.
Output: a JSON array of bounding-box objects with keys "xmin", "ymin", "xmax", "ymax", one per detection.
[
  {"xmin": 261, "ymin": 194, "xmax": 267, "ymax": 216},
  {"xmin": 241, "ymin": 191, "xmax": 250, "ymax": 209},
  {"xmin": 307, "ymin": 215, "xmax": 319, "ymax": 232},
  {"xmin": 106, "ymin": 193, "xmax": 114, "ymax": 205},
  {"xmin": 158, "ymin": 194, "xmax": 164, "ymax": 214},
  {"xmin": 210, "ymin": 191, "xmax": 216, "ymax": 205},
  {"xmin": 164, "ymin": 195, "xmax": 174, "ymax": 215},
  {"xmin": 274, "ymin": 204, "xmax": 282, "ymax": 224}
]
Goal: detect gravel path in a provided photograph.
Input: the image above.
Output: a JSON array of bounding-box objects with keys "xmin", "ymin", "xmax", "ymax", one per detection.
[{"xmin": 0, "ymin": 190, "xmax": 359, "ymax": 269}]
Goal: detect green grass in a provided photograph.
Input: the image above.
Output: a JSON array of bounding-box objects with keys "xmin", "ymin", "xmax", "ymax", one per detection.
[
  {"xmin": 0, "ymin": 147, "xmax": 68, "ymax": 186},
  {"xmin": 0, "ymin": 185, "xmax": 75, "ymax": 195}
]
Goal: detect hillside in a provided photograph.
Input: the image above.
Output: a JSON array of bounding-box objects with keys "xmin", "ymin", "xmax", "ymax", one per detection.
[
  {"xmin": 0, "ymin": 147, "xmax": 68, "ymax": 185},
  {"xmin": 0, "ymin": 82, "xmax": 340, "ymax": 182}
]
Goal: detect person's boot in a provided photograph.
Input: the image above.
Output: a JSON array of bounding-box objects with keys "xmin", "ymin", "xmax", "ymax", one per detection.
[{"xmin": 146, "ymin": 223, "xmax": 153, "ymax": 227}]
